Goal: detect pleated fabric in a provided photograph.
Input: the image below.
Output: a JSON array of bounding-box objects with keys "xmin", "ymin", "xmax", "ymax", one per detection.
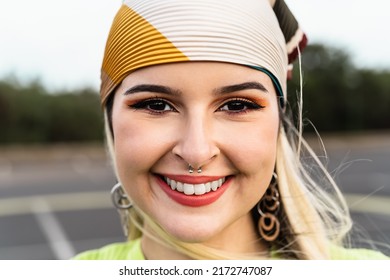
[{"xmin": 100, "ymin": 0, "xmax": 307, "ymax": 106}]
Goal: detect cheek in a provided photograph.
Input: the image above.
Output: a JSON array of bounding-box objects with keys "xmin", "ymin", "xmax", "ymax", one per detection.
[
  {"xmin": 111, "ymin": 117, "xmax": 172, "ymax": 210},
  {"xmin": 219, "ymin": 118, "xmax": 279, "ymax": 173},
  {"xmin": 112, "ymin": 117, "xmax": 169, "ymax": 176}
]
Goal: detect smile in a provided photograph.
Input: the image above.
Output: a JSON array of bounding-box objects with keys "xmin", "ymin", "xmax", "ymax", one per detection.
[
  {"xmin": 164, "ymin": 177, "xmax": 226, "ymax": 196},
  {"xmin": 156, "ymin": 174, "xmax": 232, "ymax": 207}
]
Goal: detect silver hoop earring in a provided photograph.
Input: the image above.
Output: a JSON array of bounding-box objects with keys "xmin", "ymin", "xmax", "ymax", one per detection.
[
  {"xmin": 257, "ymin": 172, "xmax": 280, "ymax": 242},
  {"xmin": 111, "ymin": 183, "xmax": 132, "ymax": 237},
  {"xmin": 111, "ymin": 183, "xmax": 132, "ymax": 209}
]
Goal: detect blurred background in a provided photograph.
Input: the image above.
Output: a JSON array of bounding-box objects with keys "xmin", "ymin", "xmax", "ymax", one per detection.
[{"xmin": 0, "ymin": 0, "xmax": 389, "ymax": 259}]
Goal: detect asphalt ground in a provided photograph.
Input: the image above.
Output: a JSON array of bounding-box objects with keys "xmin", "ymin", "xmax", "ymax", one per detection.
[{"xmin": 0, "ymin": 133, "xmax": 389, "ymax": 259}]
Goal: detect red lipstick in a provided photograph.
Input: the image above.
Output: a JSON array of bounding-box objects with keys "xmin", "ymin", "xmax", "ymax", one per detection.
[{"xmin": 156, "ymin": 175, "xmax": 232, "ymax": 207}]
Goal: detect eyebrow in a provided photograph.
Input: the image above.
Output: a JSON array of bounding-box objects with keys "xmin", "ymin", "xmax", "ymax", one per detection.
[
  {"xmin": 123, "ymin": 81, "xmax": 268, "ymax": 96},
  {"xmin": 214, "ymin": 82, "xmax": 269, "ymax": 95},
  {"xmin": 124, "ymin": 84, "xmax": 181, "ymax": 96}
]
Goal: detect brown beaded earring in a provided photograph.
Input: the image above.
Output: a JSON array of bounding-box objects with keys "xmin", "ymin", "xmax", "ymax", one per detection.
[{"xmin": 257, "ymin": 173, "xmax": 280, "ymax": 242}]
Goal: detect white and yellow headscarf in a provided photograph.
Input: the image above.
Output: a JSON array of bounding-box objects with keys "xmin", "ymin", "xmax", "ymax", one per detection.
[{"xmin": 100, "ymin": 0, "xmax": 307, "ymax": 107}]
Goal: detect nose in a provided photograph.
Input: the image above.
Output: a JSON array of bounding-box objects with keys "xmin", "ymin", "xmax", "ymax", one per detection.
[{"xmin": 172, "ymin": 114, "xmax": 219, "ymax": 170}]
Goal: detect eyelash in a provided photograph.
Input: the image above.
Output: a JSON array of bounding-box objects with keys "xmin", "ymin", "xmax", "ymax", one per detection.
[
  {"xmin": 128, "ymin": 97, "xmax": 265, "ymax": 115},
  {"xmin": 129, "ymin": 98, "xmax": 176, "ymax": 115},
  {"xmin": 217, "ymin": 98, "xmax": 265, "ymax": 114}
]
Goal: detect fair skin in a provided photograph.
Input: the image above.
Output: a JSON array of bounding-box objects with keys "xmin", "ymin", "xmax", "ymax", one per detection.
[{"xmin": 111, "ymin": 62, "xmax": 280, "ymax": 259}]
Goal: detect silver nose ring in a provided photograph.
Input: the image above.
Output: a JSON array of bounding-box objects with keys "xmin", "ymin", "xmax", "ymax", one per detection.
[{"xmin": 188, "ymin": 164, "xmax": 202, "ymax": 174}]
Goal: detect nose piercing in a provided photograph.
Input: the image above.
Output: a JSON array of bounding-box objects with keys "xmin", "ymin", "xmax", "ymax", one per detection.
[{"xmin": 188, "ymin": 164, "xmax": 202, "ymax": 174}]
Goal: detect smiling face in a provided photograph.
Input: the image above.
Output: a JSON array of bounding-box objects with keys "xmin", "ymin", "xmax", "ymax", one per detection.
[{"xmin": 111, "ymin": 62, "xmax": 280, "ymax": 249}]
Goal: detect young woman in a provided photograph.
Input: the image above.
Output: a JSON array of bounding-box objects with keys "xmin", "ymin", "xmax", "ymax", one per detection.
[{"xmin": 75, "ymin": 0, "xmax": 388, "ymax": 259}]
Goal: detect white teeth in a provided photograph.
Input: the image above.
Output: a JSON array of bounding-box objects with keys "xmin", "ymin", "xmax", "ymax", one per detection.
[
  {"xmin": 176, "ymin": 182, "xmax": 184, "ymax": 192},
  {"xmin": 211, "ymin": 180, "xmax": 219, "ymax": 191},
  {"xmin": 164, "ymin": 177, "xmax": 226, "ymax": 196},
  {"xmin": 170, "ymin": 179, "xmax": 177, "ymax": 190},
  {"xmin": 205, "ymin": 182, "xmax": 211, "ymax": 192},
  {"xmin": 194, "ymin": 184, "xmax": 206, "ymax": 195},
  {"xmin": 183, "ymin": 183, "xmax": 194, "ymax": 195}
]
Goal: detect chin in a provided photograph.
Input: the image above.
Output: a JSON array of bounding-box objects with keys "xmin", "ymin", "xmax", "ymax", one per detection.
[
  {"xmin": 168, "ymin": 231, "xmax": 215, "ymax": 244},
  {"xmin": 161, "ymin": 221, "xmax": 220, "ymax": 244}
]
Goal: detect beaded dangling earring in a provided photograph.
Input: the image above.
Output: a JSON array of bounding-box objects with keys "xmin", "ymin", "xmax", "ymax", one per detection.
[{"xmin": 257, "ymin": 173, "xmax": 280, "ymax": 242}]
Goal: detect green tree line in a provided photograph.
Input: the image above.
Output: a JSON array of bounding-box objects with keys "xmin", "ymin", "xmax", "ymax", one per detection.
[
  {"xmin": 287, "ymin": 44, "xmax": 390, "ymax": 132},
  {"xmin": 0, "ymin": 80, "xmax": 103, "ymax": 144},
  {"xmin": 0, "ymin": 44, "xmax": 389, "ymax": 145}
]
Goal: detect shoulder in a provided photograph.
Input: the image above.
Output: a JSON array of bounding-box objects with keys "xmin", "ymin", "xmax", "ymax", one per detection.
[
  {"xmin": 330, "ymin": 245, "xmax": 389, "ymax": 260},
  {"xmin": 72, "ymin": 238, "xmax": 144, "ymax": 260}
]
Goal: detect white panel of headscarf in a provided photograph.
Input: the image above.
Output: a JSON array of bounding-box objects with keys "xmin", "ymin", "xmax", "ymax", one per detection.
[{"xmin": 124, "ymin": 0, "xmax": 288, "ymax": 97}]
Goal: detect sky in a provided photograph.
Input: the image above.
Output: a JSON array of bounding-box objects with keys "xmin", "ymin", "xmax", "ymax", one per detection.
[{"xmin": 1, "ymin": 0, "xmax": 389, "ymax": 92}]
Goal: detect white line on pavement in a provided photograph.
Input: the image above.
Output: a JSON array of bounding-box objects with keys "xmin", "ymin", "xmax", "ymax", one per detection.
[
  {"xmin": 345, "ymin": 194, "xmax": 390, "ymax": 216},
  {"xmin": 0, "ymin": 191, "xmax": 111, "ymax": 217},
  {"xmin": 31, "ymin": 198, "xmax": 76, "ymax": 260}
]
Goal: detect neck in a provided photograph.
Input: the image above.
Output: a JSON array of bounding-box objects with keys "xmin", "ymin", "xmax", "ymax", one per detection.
[{"xmin": 141, "ymin": 213, "xmax": 268, "ymax": 259}]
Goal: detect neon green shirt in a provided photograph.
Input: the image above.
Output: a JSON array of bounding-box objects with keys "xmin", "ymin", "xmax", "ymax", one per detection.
[{"xmin": 73, "ymin": 239, "xmax": 389, "ymax": 260}]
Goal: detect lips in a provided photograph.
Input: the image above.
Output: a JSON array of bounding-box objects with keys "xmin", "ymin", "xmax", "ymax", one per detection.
[
  {"xmin": 165, "ymin": 177, "xmax": 226, "ymax": 195},
  {"xmin": 156, "ymin": 174, "xmax": 232, "ymax": 207}
]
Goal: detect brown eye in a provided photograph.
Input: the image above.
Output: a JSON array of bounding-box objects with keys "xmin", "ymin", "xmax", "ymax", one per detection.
[
  {"xmin": 147, "ymin": 100, "xmax": 170, "ymax": 111},
  {"xmin": 129, "ymin": 98, "xmax": 175, "ymax": 114},
  {"xmin": 219, "ymin": 99, "xmax": 264, "ymax": 113}
]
